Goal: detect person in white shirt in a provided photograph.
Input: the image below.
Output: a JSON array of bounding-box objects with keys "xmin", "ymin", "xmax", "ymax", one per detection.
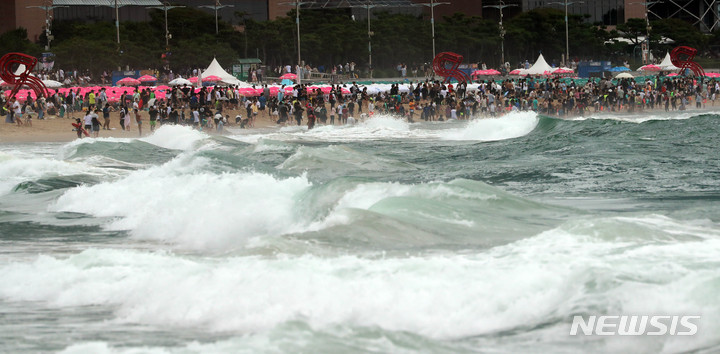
[
  {"xmin": 192, "ymin": 108, "xmax": 200, "ymax": 128},
  {"xmin": 83, "ymin": 110, "xmax": 93, "ymax": 132},
  {"xmin": 12, "ymin": 98, "xmax": 22, "ymax": 125}
]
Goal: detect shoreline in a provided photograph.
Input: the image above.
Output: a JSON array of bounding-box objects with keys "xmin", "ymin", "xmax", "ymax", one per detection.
[
  {"xmin": 2, "ymin": 105, "xmax": 718, "ymax": 144},
  {"xmin": 0, "ymin": 107, "xmax": 277, "ymax": 144}
]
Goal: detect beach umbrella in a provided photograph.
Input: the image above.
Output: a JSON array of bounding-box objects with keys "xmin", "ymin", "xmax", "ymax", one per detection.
[
  {"xmin": 138, "ymin": 75, "xmax": 157, "ymax": 83},
  {"xmin": 169, "ymin": 78, "xmax": 192, "ymax": 86},
  {"xmin": 280, "ymin": 73, "xmax": 297, "ymax": 80},
  {"xmin": 188, "ymin": 77, "xmax": 199, "ymax": 83},
  {"xmin": 238, "ymin": 87, "xmax": 260, "ymax": 96},
  {"xmin": 116, "ymin": 77, "xmax": 141, "ymax": 86},
  {"xmin": 704, "ymin": 72, "xmax": 720, "ymax": 78},
  {"xmin": 42, "ymin": 79, "xmax": 62, "ymax": 88},
  {"xmin": 553, "ymin": 67, "xmax": 574, "ymax": 74},
  {"xmin": 509, "ymin": 69, "xmax": 526, "ymax": 75},
  {"xmin": 472, "ymin": 69, "xmax": 501, "ymax": 76},
  {"xmin": 637, "ymin": 64, "xmax": 661, "ymax": 72},
  {"xmin": 666, "ymin": 73, "xmax": 680, "ymax": 77},
  {"xmin": 615, "ymin": 72, "xmax": 634, "ymax": 79},
  {"xmin": 203, "ymin": 75, "xmax": 222, "ymax": 82},
  {"xmin": 609, "ymin": 66, "xmax": 630, "ymax": 72}
]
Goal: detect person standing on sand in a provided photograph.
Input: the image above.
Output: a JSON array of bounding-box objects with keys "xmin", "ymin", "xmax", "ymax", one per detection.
[
  {"xmin": 72, "ymin": 118, "xmax": 84, "ymax": 139},
  {"xmin": 4, "ymin": 99, "xmax": 13, "ymax": 123},
  {"xmin": 119, "ymin": 106, "xmax": 126, "ymax": 130},
  {"xmin": 13, "ymin": 98, "xmax": 22, "ymax": 125},
  {"xmin": 83, "ymin": 109, "xmax": 92, "ymax": 132},
  {"xmin": 102, "ymin": 103, "xmax": 111, "ymax": 130},
  {"xmin": 134, "ymin": 108, "xmax": 142, "ymax": 136},
  {"xmin": 91, "ymin": 109, "xmax": 101, "ymax": 138},
  {"xmin": 124, "ymin": 107, "xmax": 132, "ymax": 131}
]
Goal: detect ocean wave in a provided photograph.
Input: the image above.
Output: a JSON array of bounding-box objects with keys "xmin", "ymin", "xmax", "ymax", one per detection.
[
  {"xmin": 439, "ymin": 111, "xmax": 539, "ymax": 141},
  {"xmin": 50, "ymin": 146, "xmax": 562, "ymax": 250},
  {"xmin": 0, "ymin": 153, "xmax": 108, "ymax": 196},
  {"xmin": 576, "ymin": 110, "xmax": 717, "ymax": 123},
  {"xmin": 2, "ymin": 217, "xmax": 718, "ymax": 352}
]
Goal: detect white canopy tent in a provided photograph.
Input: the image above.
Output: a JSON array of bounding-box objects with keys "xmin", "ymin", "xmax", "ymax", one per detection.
[
  {"xmin": 525, "ymin": 54, "xmax": 554, "ymax": 75},
  {"xmin": 201, "ymin": 58, "xmax": 251, "ymax": 87},
  {"xmin": 659, "ymin": 52, "xmax": 680, "ymax": 71},
  {"xmin": 169, "ymin": 78, "xmax": 192, "ymax": 86}
]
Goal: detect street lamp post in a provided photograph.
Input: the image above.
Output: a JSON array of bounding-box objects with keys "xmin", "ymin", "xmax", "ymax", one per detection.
[
  {"xmin": 549, "ymin": 1, "xmax": 583, "ymax": 67},
  {"xmin": 483, "ymin": 1, "xmax": 517, "ymax": 67},
  {"xmin": 349, "ymin": 2, "xmax": 388, "ymax": 79},
  {"xmin": 148, "ymin": 2, "xmax": 185, "ymax": 50},
  {"xmin": 296, "ymin": 2, "xmax": 301, "ymax": 83},
  {"xmin": 416, "ymin": 0, "xmax": 449, "ymax": 61},
  {"xmin": 26, "ymin": 1, "xmax": 68, "ymax": 50},
  {"xmin": 630, "ymin": 1, "xmax": 661, "ymax": 64},
  {"xmin": 200, "ymin": 0, "xmax": 233, "ymax": 35},
  {"xmin": 279, "ymin": 1, "xmax": 309, "ymax": 85}
]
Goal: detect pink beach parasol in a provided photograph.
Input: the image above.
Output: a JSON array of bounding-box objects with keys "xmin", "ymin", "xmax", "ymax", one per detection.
[
  {"xmin": 203, "ymin": 75, "xmax": 222, "ymax": 82},
  {"xmin": 638, "ymin": 64, "xmax": 661, "ymax": 72},
  {"xmin": 116, "ymin": 77, "xmax": 141, "ymax": 86},
  {"xmin": 137, "ymin": 75, "xmax": 157, "ymax": 82}
]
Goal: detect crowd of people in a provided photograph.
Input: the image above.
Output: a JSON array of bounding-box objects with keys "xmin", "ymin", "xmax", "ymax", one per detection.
[{"xmin": 3, "ymin": 72, "xmax": 717, "ymax": 139}]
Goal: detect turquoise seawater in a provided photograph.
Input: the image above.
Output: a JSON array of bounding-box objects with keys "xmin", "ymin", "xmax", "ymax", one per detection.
[{"xmin": 0, "ymin": 111, "xmax": 719, "ymax": 353}]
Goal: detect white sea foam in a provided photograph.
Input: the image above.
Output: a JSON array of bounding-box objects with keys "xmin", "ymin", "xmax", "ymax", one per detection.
[
  {"xmin": 51, "ymin": 154, "xmax": 312, "ymax": 249},
  {"xmin": 580, "ymin": 110, "xmax": 710, "ymax": 123},
  {"xmin": 140, "ymin": 124, "xmax": 209, "ymax": 150},
  {"xmin": 50, "ymin": 146, "xmax": 505, "ymax": 249},
  {"xmin": 439, "ymin": 111, "xmax": 539, "ymax": 141},
  {"xmin": 229, "ymin": 113, "xmax": 539, "ymax": 143},
  {"xmin": 1, "ymin": 216, "xmax": 718, "ymax": 352},
  {"xmin": 0, "ymin": 152, "xmax": 105, "ymax": 195},
  {"xmin": 300, "ymin": 115, "xmax": 414, "ymax": 141}
]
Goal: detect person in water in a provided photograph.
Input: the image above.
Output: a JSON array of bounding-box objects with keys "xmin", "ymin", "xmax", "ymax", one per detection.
[{"xmin": 306, "ymin": 102, "xmax": 316, "ymax": 129}]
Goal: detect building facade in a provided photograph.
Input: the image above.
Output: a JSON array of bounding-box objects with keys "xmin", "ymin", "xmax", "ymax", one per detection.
[
  {"xmin": 522, "ymin": 0, "xmax": 625, "ymax": 26},
  {"xmin": 0, "ymin": 0, "xmax": 48, "ymax": 43}
]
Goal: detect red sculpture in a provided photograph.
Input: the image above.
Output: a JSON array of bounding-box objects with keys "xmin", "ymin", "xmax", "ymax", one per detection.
[
  {"xmin": 433, "ymin": 52, "xmax": 470, "ymax": 84},
  {"xmin": 0, "ymin": 53, "xmax": 48, "ymax": 102},
  {"xmin": 670, "ymin": 46, "xmax": 705, "ymax": 77}
]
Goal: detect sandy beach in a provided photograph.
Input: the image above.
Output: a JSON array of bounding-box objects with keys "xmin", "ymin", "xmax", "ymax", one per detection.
[{"xmin": 0, "ymin": 108, "xmax": 278, "ymax": 143}]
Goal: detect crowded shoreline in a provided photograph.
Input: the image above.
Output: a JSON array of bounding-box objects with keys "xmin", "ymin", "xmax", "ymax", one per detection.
[{"xmin": 2, "ymin": 73, "xmax": 718, "ymax": 143}]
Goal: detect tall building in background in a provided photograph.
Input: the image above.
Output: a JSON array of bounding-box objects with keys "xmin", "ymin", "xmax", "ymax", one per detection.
[
  {"xmin": 51, "ymin": 0, "xmax": 267, "ymax": 27},
  {"xmin": 523, "ymin": 0, "xmax": 624, "ymax": 26},
  {"xmin": 0, "ymin": 0, "xmax": 48, "ymax": 43},
  {"xmin": 4, "ymin": 0, "xmax": 720, "ymax": 46},
  {"xmin": 426, "ymin": 0, "xmax": 484, "ymax": 20},
  {"xmin": 627, "ymin": 0, "xmax": 720, "ymax": 32}
]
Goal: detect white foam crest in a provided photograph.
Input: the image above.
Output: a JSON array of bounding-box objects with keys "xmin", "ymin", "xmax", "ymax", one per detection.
[
  {"xmin": 140, "ymin": 125, "xmax": 209, "ymax": 150},
  {"xmin": 293, "ymin": 115, "xmax": 413, "ymax": 141},
  {"xmin": 439, "ymin": 111, "xmax": 539, "ymax": 141},
  {"xmin": 2, "ymin": 226, "xmax": 719, "ymax": 350},
  {"xmin": 335, "ymin": 180, "xmax": 497, "ymax": 209},
  {"xmin": 307, "ymin": 180, "xmax": 498, "ymax": 230},
  {"xmin": 0, "ymin": 154, "xmax": 105, "ymax": 195},
  {"xmin": 358, "ymin": 115, "xmax": 411, "ymax": 131},
  {"xmin": 51, "ymin": 155, "xmax": 312, "ymax": 249},
  {"xmin": 253, "ymin": 138, "xmax": 294, "ymax": 153},
  {"xmin": 581, "ymin": 110, "xmax": 709, "ymax": 123},
  {"xmin": 277, "ymin": 145, "xmax": 418, "ymax": 172}
]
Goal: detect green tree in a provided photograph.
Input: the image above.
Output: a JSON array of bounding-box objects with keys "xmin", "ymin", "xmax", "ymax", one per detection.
[{"xmin": 0, "ymin": 28, "xmax": 42, "ymax": 57}]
